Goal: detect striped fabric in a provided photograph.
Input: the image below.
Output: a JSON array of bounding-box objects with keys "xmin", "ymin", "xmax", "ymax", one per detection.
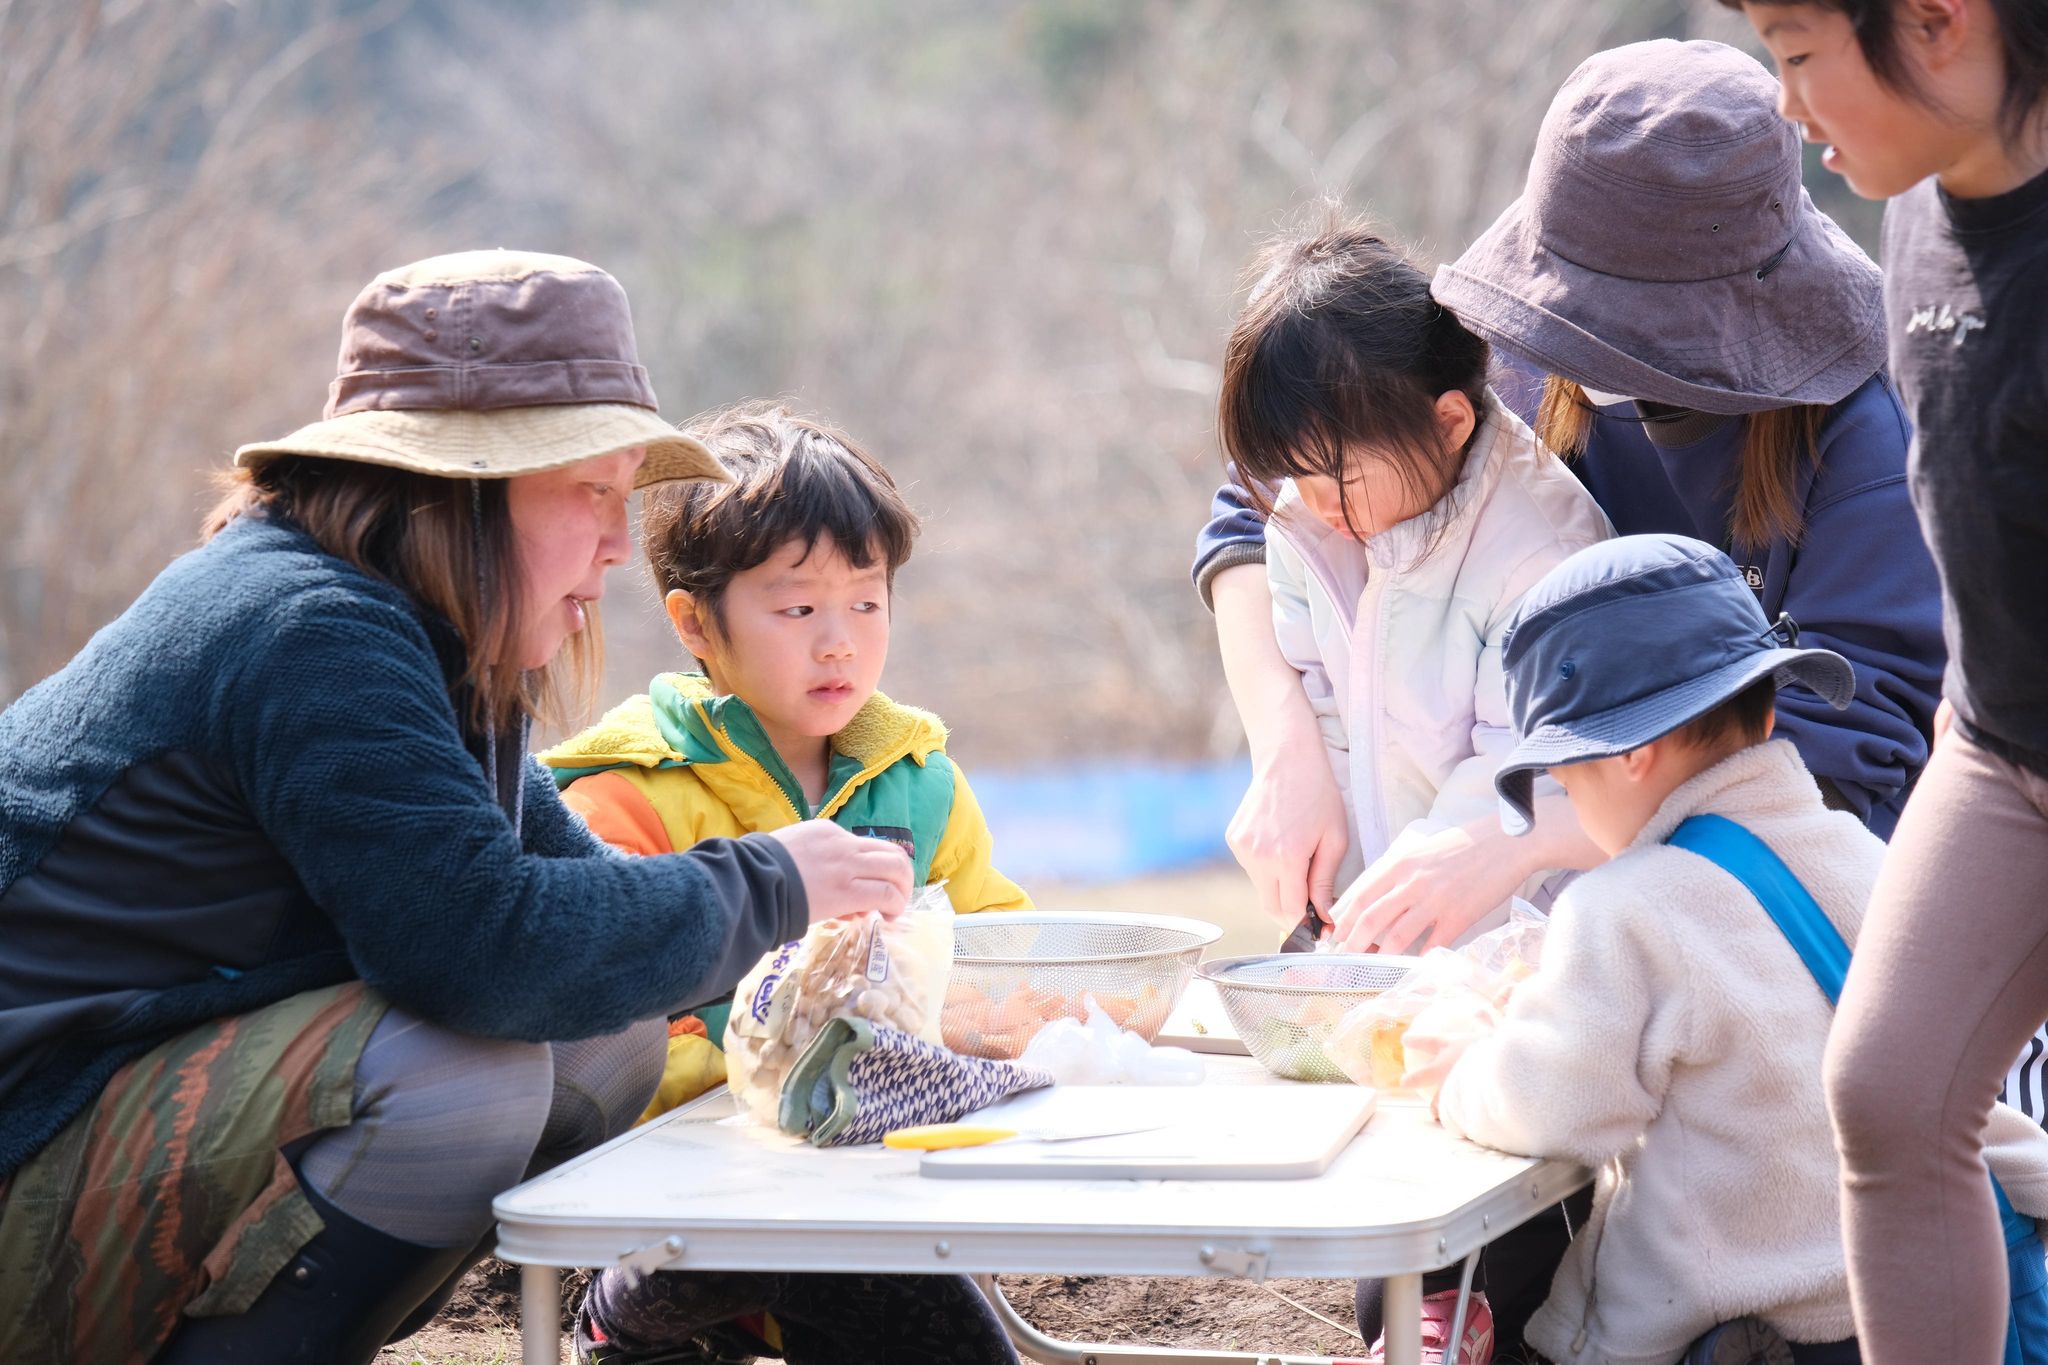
[
  {"xmin": 2002, "ymin": 1023, "xmax": 2048, "ymax": 1125},
  {"xmin": 778, "ymin": 1019, "xmax": 1052, "ymax": 1148}
]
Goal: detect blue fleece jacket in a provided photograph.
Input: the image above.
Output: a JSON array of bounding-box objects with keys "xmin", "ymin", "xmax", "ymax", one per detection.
[
  {"xmin": 1194, "ymin": 371, "xmax": 1943, "ymax": 838},
  {"xmin": 0, "ymin": 513, "xmax": 809, "ymax": 1177}
]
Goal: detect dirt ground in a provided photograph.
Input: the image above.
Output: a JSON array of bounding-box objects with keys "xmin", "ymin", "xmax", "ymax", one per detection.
[
  {"xmin": 379, "ymin": 1263, "xmax": 1370, "ymax": 1364},
  {"xmin": 378, "ymin": 864, "xmax": 1340, "ymax": 1365}
]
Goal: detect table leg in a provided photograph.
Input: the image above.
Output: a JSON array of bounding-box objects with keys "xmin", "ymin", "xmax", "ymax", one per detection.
[
  {"xmin": 1382, "ymin": 1272, "xmax": 1422, "ymax": 1365},
  {"xmin": 1443, "ymin": 1251, "xmax": 1480, "ymax": 1362},
  {"xmin": 522, "ymin": 1263, "xmax": 561, "ymax": 1365}
]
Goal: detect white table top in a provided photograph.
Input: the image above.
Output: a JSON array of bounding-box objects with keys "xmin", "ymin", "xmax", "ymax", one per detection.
[{"xmin": 493, "ymin": 1056, "xmax": 1590, "ymax": 1283}]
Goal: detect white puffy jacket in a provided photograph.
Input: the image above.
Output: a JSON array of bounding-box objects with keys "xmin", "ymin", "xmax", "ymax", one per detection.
[{"xmin": 1267, "ymin": 393, "xmax": 1611, "ymax": 935}]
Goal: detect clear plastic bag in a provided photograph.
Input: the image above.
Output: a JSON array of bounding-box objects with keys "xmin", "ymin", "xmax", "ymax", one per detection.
[
  {"xmin": 1017, "ymin": 996, "xmax": 1205, "ymax": 1086},
  {"xmin": 1324, "ymin": 900, "xmax": 1547, "ymax": 1095},
  {"xmin": 724, "ymin": 884, "xmax": 955, "ymax": 1124}
]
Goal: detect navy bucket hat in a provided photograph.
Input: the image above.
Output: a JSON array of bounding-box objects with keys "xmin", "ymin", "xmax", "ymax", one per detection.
[{"xmin": 1494, "ymin": 534, "xmax": 1856, "ymax": 834}]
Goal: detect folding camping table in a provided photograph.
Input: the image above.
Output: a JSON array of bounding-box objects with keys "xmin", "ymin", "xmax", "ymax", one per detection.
[{"xmin": 493, "ymin": 1055, "xmax": 1591, "ymax": 1365}]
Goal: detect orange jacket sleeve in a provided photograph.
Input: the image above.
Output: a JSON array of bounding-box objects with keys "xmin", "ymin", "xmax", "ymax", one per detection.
[{"xmin": 560, "ymin": 770, "xmax": 674, "ymax": 856}]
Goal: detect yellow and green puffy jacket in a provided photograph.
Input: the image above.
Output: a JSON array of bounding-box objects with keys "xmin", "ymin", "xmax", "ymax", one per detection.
[{"xmin": 539, "ymin": 673, "xmax": 1030, "ymax": 1116}]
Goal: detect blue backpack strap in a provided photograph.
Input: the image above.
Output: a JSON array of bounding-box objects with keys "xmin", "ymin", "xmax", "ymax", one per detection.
[
  {"xmin": 1666, "ymin": 815, "xmax": 1850, "ymax": 1005},
  {"xmin": 1667, "ymin": 813, "xmax": 2039, "ymax": 1365}
]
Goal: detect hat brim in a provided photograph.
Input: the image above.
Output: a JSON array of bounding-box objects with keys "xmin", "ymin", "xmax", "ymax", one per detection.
[
  {"xmin": 1432, "ymin": 193, "xmax": 1885, "ymax": 416},
  {"xmin": 1494, "ymin": 644, "xmax": 1856, "ymax": 834},
  {"xmin": 234, "ymin": 403, "xmax": 725, "ymax": 489}
]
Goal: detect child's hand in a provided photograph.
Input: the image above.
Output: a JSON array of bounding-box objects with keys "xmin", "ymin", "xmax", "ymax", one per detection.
[
  {"xmin": 1399, "ymin": 994, "xmax": 1501, "ymax": 1102},
  {"xmin": 767, "ymin": 819, "xmax": 912, "ymax": 924},
  {"xmin": 1331, "ymin": 820, "xmax": 1524, "ymax": 955},
  {"xmin": 1227, "ymin": 738, "xmax": 1351, "ymax": 930},
  {"xmin": 1333, "ymin": 799, "xmax": 1601, "ymax": 954}
]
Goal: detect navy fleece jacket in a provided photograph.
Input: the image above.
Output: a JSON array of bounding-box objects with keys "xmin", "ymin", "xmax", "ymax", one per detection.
[
  {"xmin": 0, "ymin": 513, "xmax": 808, "ymax": 1177},
  {"xmin": 1194, "ymin": 370, "xmax": 1943, "ymax": 838}
]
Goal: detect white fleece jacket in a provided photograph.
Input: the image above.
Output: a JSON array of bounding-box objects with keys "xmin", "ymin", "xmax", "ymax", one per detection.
[{"xmin": 1437, "ymin": 739, "xmax": 2048, "ymax": 1365}]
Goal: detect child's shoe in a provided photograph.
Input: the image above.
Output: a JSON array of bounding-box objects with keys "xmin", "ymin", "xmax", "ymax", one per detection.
[
  {"xmin": 573, "ymin": 1309, "xmax": 759, "ymax": 1365},
  {"xmin": 1365, "ymin": 1288, "xmax": 1494, "ymax": 1365}
]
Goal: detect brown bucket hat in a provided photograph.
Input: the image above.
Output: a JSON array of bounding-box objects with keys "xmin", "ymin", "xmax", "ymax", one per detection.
[
  {"xmin": 236, "ymin": 250, "xmax": 724, "ymax": 488},
  {"xmin": 1431, "ymin": 39, "xmax": 1885, "ymax": 416}
]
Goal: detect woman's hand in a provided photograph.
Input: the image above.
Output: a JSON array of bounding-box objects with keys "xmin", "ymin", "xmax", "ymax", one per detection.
[{"xmin": 766, "ymin": 820, "xmax": 912, "ymax": 925}]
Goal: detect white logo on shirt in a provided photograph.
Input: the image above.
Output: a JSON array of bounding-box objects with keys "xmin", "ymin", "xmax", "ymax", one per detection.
[{"xmin": 1906, "ymin": 302, "xmax": 1988, "ymax": 347}]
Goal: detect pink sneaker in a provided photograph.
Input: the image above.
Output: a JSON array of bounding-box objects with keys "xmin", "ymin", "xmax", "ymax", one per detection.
[{"xmin": 1366, "ymin": 1289, "xmax": 1495, "ymax": 1365}]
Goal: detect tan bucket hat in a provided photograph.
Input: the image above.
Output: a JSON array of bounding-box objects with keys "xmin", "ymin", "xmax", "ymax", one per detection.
[{"xmin": 236, "ymin": 250, "xmax": 724, "ymax": 488}]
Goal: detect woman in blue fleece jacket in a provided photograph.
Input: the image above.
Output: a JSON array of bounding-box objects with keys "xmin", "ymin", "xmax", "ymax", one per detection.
[
  {"xmin": 1196, "ymin": 41, "xmax": 1942, "ymax": 958},
  {"xmin": 0, "ymin": 251, "xmax": 922, "ymax": 1365}
]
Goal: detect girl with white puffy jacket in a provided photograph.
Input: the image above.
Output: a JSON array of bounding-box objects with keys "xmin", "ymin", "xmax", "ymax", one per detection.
[{"xmin": 1216, "ymin": 213, "xmax": 1612, "ymax": 955}]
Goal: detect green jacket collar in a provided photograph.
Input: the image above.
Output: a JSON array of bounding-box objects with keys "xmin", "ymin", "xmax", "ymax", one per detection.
[{"xmin": 542, "ymin": 673, "xmax": 948, "ymax": 819}]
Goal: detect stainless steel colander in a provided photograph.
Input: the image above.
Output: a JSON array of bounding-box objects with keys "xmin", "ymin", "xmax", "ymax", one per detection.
[
  {"xmin": 943, "ymin": 912, "xmax": 1223, "ymax": 1060},
  {"xmin": 1198, "ymin": 953, "xmax": 1419, "ymax": 1082}
]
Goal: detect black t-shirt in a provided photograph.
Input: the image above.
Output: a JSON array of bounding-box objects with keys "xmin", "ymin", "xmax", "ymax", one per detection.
[{"xmin": 1883, "ymin": 165, "xmax": 2048, "ymax": 769}]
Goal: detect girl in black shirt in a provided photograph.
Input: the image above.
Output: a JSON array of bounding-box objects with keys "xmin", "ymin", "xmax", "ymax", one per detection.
[{"xmin": 1732, "ymin": 1, "xmax": 2048, "ymax": 1359}]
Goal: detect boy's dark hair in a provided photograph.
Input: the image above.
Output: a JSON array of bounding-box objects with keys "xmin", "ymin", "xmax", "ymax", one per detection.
[
  {"xmin": 643, "ymin": 403, "xmax": 918, "ymax": 637},
  {"xmin": 1722, "ymin": 0, "xmax": 2048, "ymax": 143},
  {"xmin": 1671, "ymin": 676, "xmax": 1779, "ymax": 750},
  {"xmin": 1217, "ymin": 210, "xmax": 1490, "ymax": 537}
]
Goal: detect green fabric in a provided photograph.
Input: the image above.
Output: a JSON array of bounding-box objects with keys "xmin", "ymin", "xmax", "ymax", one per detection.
[
  {"xmin": 822, "ymin": 752, "xmax": 955, "ymax": 886},
  {"xmin": 695, "ymin": 999, "xmax": 734, "ymax": 1045},
  {"xmin": 779, "ymin": 1016, "xmax": 873, "ymax": 1144},
  {"xmin": 651, "ymin": 679, "xmax": 957, "ymax": 882}
]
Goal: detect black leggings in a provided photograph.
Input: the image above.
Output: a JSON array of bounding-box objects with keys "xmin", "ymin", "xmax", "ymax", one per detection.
[{"xmin": 581, "ymin": 1267, "xmax": 1018, "ymax": 1365}]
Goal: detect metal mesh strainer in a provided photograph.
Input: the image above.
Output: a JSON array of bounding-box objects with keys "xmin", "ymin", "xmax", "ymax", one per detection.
[
  {"xmin": 943, "ymin": 912, "xmax": 1222, "ymax": 1059},
  {"xmin": 1198, "ymin": 953, "xmax": 1419, "ymax": 1082}
]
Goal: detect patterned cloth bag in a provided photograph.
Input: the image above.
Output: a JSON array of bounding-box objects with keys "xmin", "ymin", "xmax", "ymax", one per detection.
[{"xmin": 777, "ymin": 1018, "xmax": 1053, "ymax": 1147}]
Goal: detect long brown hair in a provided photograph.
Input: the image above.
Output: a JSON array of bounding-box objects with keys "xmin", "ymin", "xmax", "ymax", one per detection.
[
  {"xmin": 204, "ymin": 458, "xmax": 599, "ymax": 731},
  {"xmin": 1217, "ymin": 213, "xmax": 1489, "ymax": 539},
  {"xmin": 1536, "ymin": 375, "xmax": 1825, "ymax": 554}
]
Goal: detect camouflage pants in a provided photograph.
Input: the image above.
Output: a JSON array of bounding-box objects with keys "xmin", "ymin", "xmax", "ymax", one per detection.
[{"xmin": 0, "ymin": 982, "xmax": 388, "ymax": 1364}]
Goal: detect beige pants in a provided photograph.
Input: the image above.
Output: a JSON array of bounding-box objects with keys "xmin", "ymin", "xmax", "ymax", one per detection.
[{"xmin": 1828, "ymin": 728, "xmax": 2048, "ymax": 1365}]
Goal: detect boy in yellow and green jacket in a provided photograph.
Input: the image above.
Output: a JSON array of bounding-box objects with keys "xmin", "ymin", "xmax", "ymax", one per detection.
[{"xmin": 540, "ymin": 403, "xmax": 1028, "ymax": 1122}]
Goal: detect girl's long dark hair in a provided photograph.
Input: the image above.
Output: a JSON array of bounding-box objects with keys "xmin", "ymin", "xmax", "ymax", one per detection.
[{"xmin": 1217, "ymin": 212, "xmax": 1489, "ymax": 539}]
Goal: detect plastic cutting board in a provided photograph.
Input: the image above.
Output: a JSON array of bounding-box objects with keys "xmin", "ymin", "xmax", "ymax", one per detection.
[
  {"xmin": 1153, "ymin": 977, "xmax": 1251, "ymax": 1056},
  {"xmin": 918, "ymin": 1082, "xmax": 1375, "ymax": 1181}
]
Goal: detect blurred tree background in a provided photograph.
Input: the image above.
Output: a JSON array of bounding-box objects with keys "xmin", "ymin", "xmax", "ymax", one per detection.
[{"xmin": 1, "ymin": 0, "xmax": 1876, "ymax": 772}]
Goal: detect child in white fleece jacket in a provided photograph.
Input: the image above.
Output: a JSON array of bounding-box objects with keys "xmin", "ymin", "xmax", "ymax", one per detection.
[{"xmin": 1426, "ymin": 535, "xmax": 2048, "ymax": 1365}]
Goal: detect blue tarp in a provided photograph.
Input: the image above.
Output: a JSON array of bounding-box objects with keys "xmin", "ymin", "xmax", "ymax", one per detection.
[{"xmin": 966, "ymin": 758, "xmax": 1251, "ymax": 883}]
